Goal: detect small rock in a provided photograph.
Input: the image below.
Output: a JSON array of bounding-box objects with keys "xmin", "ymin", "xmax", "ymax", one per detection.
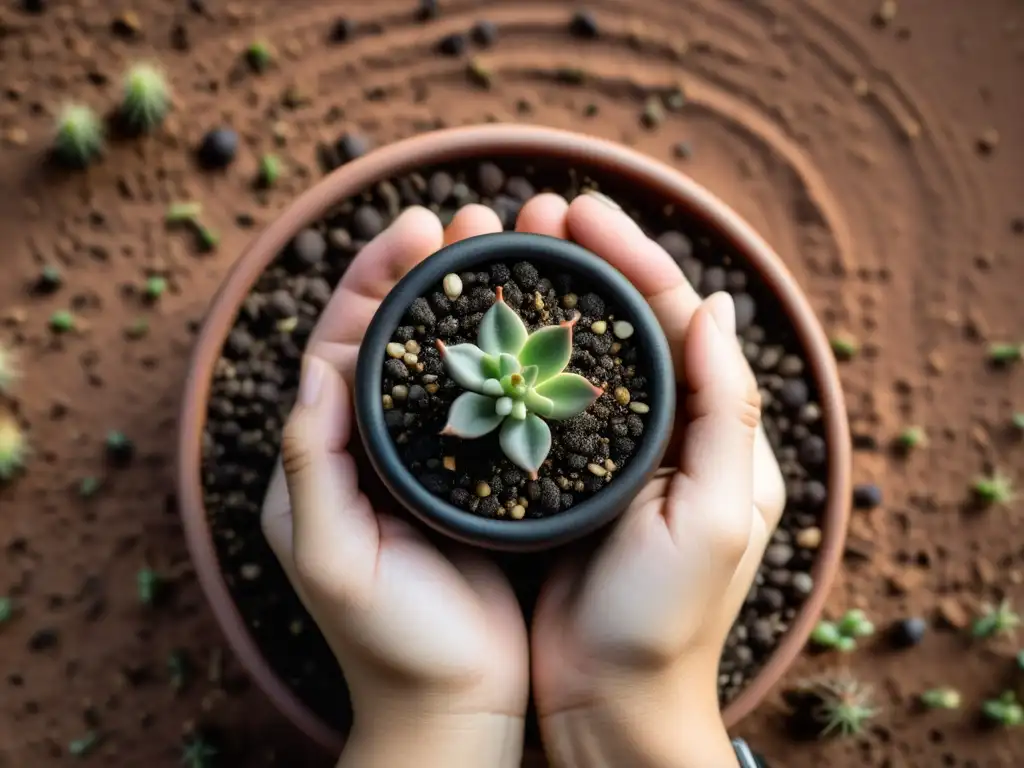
[
  {"xmin": 476, "ymin": 482, "xmax": 491, "ymax": 498},
  {"xmin": 336, "ymin": 132, "xmax": 370, "ymax": 163},
  {"xmin": 292, "ymin": 229, "xmax": 326, "ymax": 266},
  {"xmin": 386, "ymin": 342, "xmax": 405, "ymax": 359},
  {"xmin": 764, "ymin": 543, "xmax": 794, "ymax": 568},
  {"xmin": 352, "ymin": 205, "xmax": 384, "ymax": 240},
  {"xmin": 655, "ymin": 231, "xmax": 693, "ymax": 262},
  {"xmin": 889, "ymin": 617, "xmax": 927, "ymax": 648},
  {"xmin": 796, "ymin": 527, "xmax": 822, "ymax": 549},
  {"xmin": 612, "ymin": 320, "xmax": 634, "ymax": 339},
  {"xmin": 852, "ymin": 483, "xmax": 883, "ymax": 510},
  {"xmin": 510, "ymin": 504, "xmax": 526, "ymax": 520},
  {"xmin": 732, "ymin": 294, "xmax": 756, "ymax": 331},
  {"xmin": 417, "ymin": 0, "xmax": 439, "ymax": 21},
  {"xmin": 437, "ymin": 33, "xmax": 466, "ymax": 56},
  {"xmin": 613, "ymin": 387, "xmax": 630, "ymax": 405},
  {"xmin": 628, "ymin": 402, "xmax": 649, "ymax": 414},
  {"xmin": 591, "ymin": 320, "xmax": 607, "ymax": 335},
  {"xmin": 443, "ymin": 273, "xmax": 463, "ymax": 300},
  {"xmin": 798, "ymin": 435, "xmax": 827, "ymax": 466},
  {"xmin": 197, "ymin": 128, "xmax": 239, "ymax": 170},
  {"xmin": 790, "ymin": 572, "xmax": 814, "ymax": 595},
  {"xmin": 569, "ymin": 10, "xmax": 599, "ymax": 39},
  {"xmin": 640, "ymin": 96, "xmax": 664, "ymax": 129},
  {"xmin": 329, "ymin": 17, "xmax": 356, "ymax": 43},
  {"xmin": 471, "ymin": 20, "xmax": 498, "ymax": 47},
  {"xmin": 779, "ymin": 378, "xmax": 809, "ymax": 409},
  {"xmin": 587, "ymin": 463, "xmax": 607, "ymax": 477},
  {"xmin": 29, "ymin": 628, "xmax": 59, "ymax": 652}
]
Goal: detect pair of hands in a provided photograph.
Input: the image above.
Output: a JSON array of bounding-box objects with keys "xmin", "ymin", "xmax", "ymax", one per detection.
[{"xmin": 261, "ymin": 192, "xmax": 786, "ymax": 768}]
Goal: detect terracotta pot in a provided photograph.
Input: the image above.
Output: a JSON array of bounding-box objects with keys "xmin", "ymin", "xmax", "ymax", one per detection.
[
  {"xmin": 177, "ymin": 124, "xmax": 851, "ymax": 759},
  {"xmin": 354, "ymin": 231, "xmax": 676, "ymax": 552}
]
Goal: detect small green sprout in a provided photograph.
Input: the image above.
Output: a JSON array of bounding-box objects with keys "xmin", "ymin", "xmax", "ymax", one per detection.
[
  {"xmin": 165, "ymin": 201, "xmax": 202, "ymax": 225},
  {"xmin": 0, "ymin": 596, "xmax": 12, "ymax": 623},
  {"xmin": 920, "ymin": 687, "xmax": 961, "ymax": 710},
  {"xmin": 137, "ymin": 567, "xmax": 162, "ymax": 606},
  {"xmin": 972, "ymin": 599, "xmax": 1021, "ymax": 639},
  {"xmin": 120, "ymin": 63, "xmax": 171, "ymax": 132},
  {"xmin": 988, "ymin": 343, "xmax": 1023, "ymax": 365},
  {"xmin": 972, "ymin": 471, "xmax": 1016, "ymax": 506},
  {"xmin": 830, "ymin": 333, "xmax": 859, "ymax": 360},
  {"xmin": 795, "ymin": 675, "xmax": 878, "ymax": 737},
  {"xmin": 168, "ymin": 649, "xmax": 191, "ymax": 692},
  {"xmin": 54, "ymin": 104, "xmax": 104, "ymax": 167},
  {"xmin": 0, "ymin": 415, "xmax": 27, "ymax": 481},
  {"xmin": 257, "ymin": 154, "xmax": 281, "ymax": 187},
  {"xmin": 246, "ymin": 40, "xmax": 274, "ymax": 72},
  {"xmin": 838, "ymin": 608, "xmax": 876, "ymax": 638},
  {"xmin": 982, "ymin": 691, "xmax": 1024, "ymax": 726},
  {"xmin": 895, "ymin": 426, "xmax": 927, "ymax": 451},
  {"xmin": 437, "ymin": 285, "xmax": 603, "ymax": 477},
  {"xmin": 37, "ymin": 265, "xmax": 63, "ymax": 292},
  {"xmin": 810, "ymin": 620, "xmax": 842, "ymax": 648},
  {"xmin": 0, "ymin": 343, "xmax": 19, "ymax": 393},
  {"xmin": 68, "ymin": 730, "xmax": 100, "ymax": 757},
  {"xmin": 181, "ymin": 734, "xmax": 219, "ymax": 768},
  {"xmin": 49, "ymin": 310, "xmax": 76, "ymax": 333},
  {"xmin": 144, "ymin": 276, "xmax": 167, "ymax": 300},
  {"xmin": 79, "ymin": 476, "xmax": 101, "ymax": 498},
  {"xmin": 106, "ymin": 430, "xmax": 134, "ymax": 464},
  {"xmin": 197, "ymin": 225, "xmax": 220, "ymax": 252}
]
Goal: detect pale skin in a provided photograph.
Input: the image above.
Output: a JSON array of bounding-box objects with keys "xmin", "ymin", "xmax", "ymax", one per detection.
[{"xmin": 261, "ymin": 192, "xmax": 786, "ymax": 767}]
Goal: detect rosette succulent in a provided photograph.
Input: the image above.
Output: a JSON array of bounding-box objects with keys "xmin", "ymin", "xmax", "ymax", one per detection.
[{"xmin": 437, "ymin": 285, "xmax": 602, "ymax": 478}]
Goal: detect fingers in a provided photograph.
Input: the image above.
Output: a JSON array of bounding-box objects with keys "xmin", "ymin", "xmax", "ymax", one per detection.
[
  {"xmin": 444, "ymin": 203, "xmax": 503, "ymax": 245},
  {"xmin": 310, "ymin": 206, "xmax": 444, "ymax": 349},
  {"xmin": 666, "ymin": 293, "xmax": 760, "ymax": 558},
  {"xmin": 515, "ymin": 193, "xmax": 570, "ymax": 238},
  {"xmin": 277, "ymin": 355, "xmax": 379, "ymax": 598},
  {"xmin": 566, "ymin": 193, "xmax": 703, "ymax": 376}
]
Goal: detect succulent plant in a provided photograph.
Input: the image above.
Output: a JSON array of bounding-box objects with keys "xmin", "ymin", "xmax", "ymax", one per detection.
[
  {"xmin": 0, "ymin": 414, "xmax": 27, "ymax": 481},
  {"xmin": 798, "ymin": 675, "xmax": 878, "ymax": 737},
  {"xmin": 437, "ymin": 285, "xmax": 602, "ymax": 478},
  {"xmin": 121, "ymin": 63, "xmax": 171, "ymax": 132},
  {"xmin": 53, "ymin": 104, "xmax": 104, "ymax": 167},
  {"xmin": 983, "ymin": 691, "xmax": 1024, "ymax": 726},
  {"xmin": 973, "ymin": 471, "xmax": 1016, "ymax": 506},
  {"xmin": 972, "ymin": 599, "xmax": 1021, "ymax": 639},
  {"xmin": 920, "ymin": 687, "xmax": 961, "ymax": 710},
  {"xmin": 0, "ymin": 343, "xmax": 19, "ymax": 393}
]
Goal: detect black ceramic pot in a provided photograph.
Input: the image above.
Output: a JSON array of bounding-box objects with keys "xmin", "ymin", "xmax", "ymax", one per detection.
[{"xmin": 354, "ymin": 232, "xmax": 675, "ymax": 552}]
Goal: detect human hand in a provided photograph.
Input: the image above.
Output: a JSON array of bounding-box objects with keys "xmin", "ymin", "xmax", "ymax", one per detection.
[
  {"xmin": 523, "ymin": 192, "xmax": 788, "ymax": 767},
  {"xmin": 260, "ymin": 206, "xmax": 532, "ymax": 768}
]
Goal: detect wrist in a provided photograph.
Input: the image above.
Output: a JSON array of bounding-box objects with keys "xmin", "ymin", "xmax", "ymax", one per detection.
[
  {"xmin": 339, "ymin": 709, "xmax": 524, "ymax": 768},
  {"xmin": 540, "ymin": 662, "xmax": 736, "ymax": 768}
]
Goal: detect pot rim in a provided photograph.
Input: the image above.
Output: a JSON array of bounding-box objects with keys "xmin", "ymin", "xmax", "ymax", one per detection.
[
  {"xmin": 177, "ymin": 123, "xmax": 851, "ymax": 756},
  {"xmin": 353, "ymin": 231, "xmax": 676, "ymax": 552}
]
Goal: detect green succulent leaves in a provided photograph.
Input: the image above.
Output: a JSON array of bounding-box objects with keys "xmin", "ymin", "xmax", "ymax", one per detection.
[{"xmin": 438, "ymin": 285, "xmax": 602, "ymax": 478}]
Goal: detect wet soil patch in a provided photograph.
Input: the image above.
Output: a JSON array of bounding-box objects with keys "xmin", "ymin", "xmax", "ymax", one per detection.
[
  {"xmin": 381, "ymin": 263, "xmax": 649, "ymax": 519},
  {"xmin": 201, "ymin": 156, "xmax": 827, "ymax": 733}
]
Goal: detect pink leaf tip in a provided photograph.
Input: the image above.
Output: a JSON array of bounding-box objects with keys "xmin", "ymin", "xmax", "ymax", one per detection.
[{"xmin": 495, "ymin": 285, "xmax": 504, "ymax": 303}]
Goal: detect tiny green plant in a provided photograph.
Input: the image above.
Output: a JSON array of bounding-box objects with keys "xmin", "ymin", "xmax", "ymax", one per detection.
[
  {"xmin": 811, "ymin": 610, "xmax": 873, "ymax": 651},
  {"xmin": 0, "ymin": 596, "xmax": 12, "ymax": 623},
  {"xmin": 68, "ymin": 730, "xmax": 100, "ymax": 757},
  {"xmin": 54, "ymin": 104, "xmax": 104, "ymax": 167},
  {"xmin": 0, "ymin": 415, "xmax": 27, "ymax": 481},
  {"xmin": 137, "ymin": 567, "xmax": 161, "ymax": 606},
  {"xmin": 437, "ymin": 285, "xmax": 602, "ymax": 477},
  {"xmin": 838, "ymin": 608, "xmax": 876, "ymax": 638},
  {"xmin": 830, "ymin": 333, "xmax": 859, "ymax": 361},
  {"xmin": 0, "ymin": 343, "xmax": 19, "ymax": 393},
  {"xmin": 166, "ymin": 201, "xmax": 202, "ymax": 225},
  {"xmin": 120, "ymin": 63, "xmax": 171, "ymax": 132},
  {"xmin": 895, "ymin": 426, "xmax": 927, "ymax": 451},
  {"xmin": 144, "ymin": 275, "xmax": 167, "ymax": 300},
  {"xmin": 49, "ymin": 310, "xmax": 76, "ymax": 333},
  {"xmin": 197, "ymin": 225, "xmax": 220, "ymax": 252},
  {"xmin": 920, "ymin": 687, "xmax": 961, "ymax": 710},
  {"xmin": 246, "ymin": 40, "xmax": 274, "ymax": 72},
  {"xmin": 810, "ymin": 620, "xmax": 842, "ymax": 648},
  {"xmin": 988, "ymin": 342, "xmax": 1023, "ymax": 365},
  {"xmin": 972, "ymin": 471, "xmax": 1016, "ymax": 506},
  {"xmin": 796, "ymin": 675, "xmax": 878, "ymax": 737},
  {"xmin": 79, "ymin": 476, "xmax": 101, "ymax": 498},
  {"xmin": 972, "ymin": 599, "xmax": 1021, "ymax": 639},
  {"xmin": 257, "ymin": 154, "xmax": 281, "ymax": 187},
  {"xmin": 982, "ymin": 691, "xmax": 1024, "ymax": 726},
  {"xmin": 181, "ymin": 733, "xmax": 218, "ymax": 768}
]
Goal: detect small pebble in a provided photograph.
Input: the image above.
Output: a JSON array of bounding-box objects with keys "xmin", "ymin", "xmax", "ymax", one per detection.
[
  {"xmin": 791, "ymin": 572, "xmax": 814, "ymax": 595},
  {"xmin": 405, "ymin": 340, "xmax": 421, "ymax": 355},
  {"xmin": 391, "ymin": 385, "xmax": 408, "ymax": 401},
  {"xmin": 562, "ymin": 293, "xmax": 578, "ymax": 309},
  {"xmin": 587, "ymin": 463, "xmax": 607, "ymax": 477},
  {"xmin": 402, "ymin": 353, "xmax": 418, "ymax": 367},
  {"xmin": 613, "ymin": 387, "xmax": 630, "ymax": 405},
  {"xmin": 438, "ymin": 32, "xmax": 466, "ymax": 56},
  {"xmin": 612, "ymin": 320, "xmax": 634, "ymax": 339},
  {"xmin": 386, "ymin": 342, "xmax": 405, "ymax": 359},
  {"xmin": 591, "ymin": 320, "xmax": 607, "ymax": 335},
  {"xmin": 628, "ymin": 402, "xmax": 649, "ymax": 414},
  {"xmin": 764, "ymin": 543, "xmax": 794, "ymax": 567},
  {"xmin": 853, "ymin": 483, "xmax": 883, "ymax": 510},
  {"xmin": 890, "ymin": 617, "xmax": 927, "ymax": 648},
  {"xmin": 471, "ymin": 19, "xmax": 498, "ymax": 46},
  {"xmin": 197, "ymin": 127, "xmax": 239, "ymax": 169},
  {"xmin": 443, "ymin": 456, "xmax": 456, "ymax": 471},
  {"xmin": 569, "ymin": 9, "xmax": 599, "ymax": 38},
  {"xmin": 476, "ymin": 482, "xmax": 491, "ymax": 498},
  {"xmin": 510, "ymin": 504, "xmax": 526, "ymax": 520},
  {"xmin": 292, "ymin": 229, "xmax": 327, "ymax": 265},
  {"xmin": 382, "ymin": 394, "xmax": 393, "ymax": 409},
  {"xmin": 352, "ymin": 205, "xmax": 384, "ymax": 240},
  {"xmin": 443, "ymin": 273, "xmax": 463, "ymax": 300},
  {"xmin": 796, "ymin": 527, "xmax": 822, "ymax": 549}
]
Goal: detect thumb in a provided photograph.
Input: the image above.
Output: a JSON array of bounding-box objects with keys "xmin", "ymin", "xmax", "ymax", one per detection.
[{"xmin": 666, "ymin": 293, "xmax": 760, "ymax": 560}]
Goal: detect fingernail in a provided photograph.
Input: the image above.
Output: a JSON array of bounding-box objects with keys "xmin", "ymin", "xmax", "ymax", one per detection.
[
  {"xmin": 706, "ymin": 292, "xmax": 736, "ymax": 338},
  {"xmin": 298, "ymin": 356, "xmax": 327, "ymax": 406},
  {"xmin": 584, "ymin": 190, "xmax": 621, "ymax": 210}
]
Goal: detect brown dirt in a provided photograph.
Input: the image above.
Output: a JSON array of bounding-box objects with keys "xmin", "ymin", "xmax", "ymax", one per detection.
[{"xmin": 1, "ymin": 0, "xmax": 1022, "ymax": 766}]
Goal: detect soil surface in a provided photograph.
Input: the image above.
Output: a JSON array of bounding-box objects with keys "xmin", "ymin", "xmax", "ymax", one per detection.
[{"xmin": 1, "ymin": 1, "xmax": 1022, "ymax": 767}]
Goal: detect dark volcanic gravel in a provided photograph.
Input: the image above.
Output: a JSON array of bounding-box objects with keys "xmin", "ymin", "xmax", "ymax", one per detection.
[{"xmin": 201, "ymin": 155, "xmax": 830, "ymax": 734}]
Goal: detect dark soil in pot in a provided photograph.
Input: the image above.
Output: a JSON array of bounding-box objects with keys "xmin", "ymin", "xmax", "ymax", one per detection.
[
  {"xmin": 201, "ymin": 156, "xmax": 828, "ymax": 736},
  {"xmin": 381, "ymin": 261, "xmax": 650, "ymax": 520}
]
